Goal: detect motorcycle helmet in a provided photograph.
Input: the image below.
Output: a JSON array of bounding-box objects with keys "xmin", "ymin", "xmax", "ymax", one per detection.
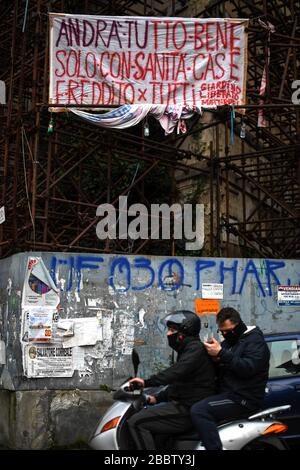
[{"xmin": 164, "ymin": 310, "xmax": 201, "ymax": 336}]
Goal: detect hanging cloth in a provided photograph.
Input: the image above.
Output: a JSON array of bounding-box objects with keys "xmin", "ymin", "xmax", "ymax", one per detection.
[
  {"xmin": 257, "ymin": 20, "xmax": 275, "ymax": 127},
  {"xmin": 70, "ymin": 104, "xmax": 202, "ymax": 136}
]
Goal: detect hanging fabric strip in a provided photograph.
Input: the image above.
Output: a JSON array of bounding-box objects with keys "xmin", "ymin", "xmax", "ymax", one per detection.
[
  {"xmin": 70, "ymin": 105, "xmax": 202, "ymax": 135},
  {"xmin": 71, "ymin": 104, "xmax": 151, "ymax": 129},
  {"xmin": 257, "ymin": 20, "xmax": 275, "ymax": 128}
]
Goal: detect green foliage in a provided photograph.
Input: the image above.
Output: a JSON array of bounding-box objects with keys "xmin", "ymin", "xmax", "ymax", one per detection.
[{"xmin": 99, "ymin": 384, "xmax": 113, "ymax": 393}]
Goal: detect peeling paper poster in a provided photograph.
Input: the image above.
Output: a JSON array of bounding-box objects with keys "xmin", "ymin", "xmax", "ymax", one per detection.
[
  {"xmin": 22, "ymin": 257, "xmax": 60, "ymax": 308},
  {"xmin": 56, "ymin": 319, "xmax": 74, "ymax": 337},
  {"xmin": 24, "ymin": 344, "xmax": 74, "ymax": 378},
  {"xmin": 72, "ymin": 346, "xmax": 85, "ymax": 370},
  {"xmin": 21, "ymin": 257, "xmax": 62, "ymax": 376},
  {"xmin": 62, "ymin": 317, "xmax": 102, "ymax": 348}
]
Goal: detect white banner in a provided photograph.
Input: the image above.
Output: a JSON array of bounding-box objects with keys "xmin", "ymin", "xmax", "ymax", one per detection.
[{"xmin": 49, "ymin": 14, "xmax": 248, "ymax": 107}]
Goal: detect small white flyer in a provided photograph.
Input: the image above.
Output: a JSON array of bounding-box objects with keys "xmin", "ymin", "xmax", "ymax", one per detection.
[{"xmin": 202, "ymin": 283, "xmax": 224, "ymax": 299}]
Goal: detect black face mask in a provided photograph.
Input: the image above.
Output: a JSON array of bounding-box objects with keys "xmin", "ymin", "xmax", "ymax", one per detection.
[
  {"xmin": 221, "ymin": 321, "xmax": 247, "ymax": 346},
  {"xmin": 167, "ymin": 332, "xmax": 181, "ymax": 351}
]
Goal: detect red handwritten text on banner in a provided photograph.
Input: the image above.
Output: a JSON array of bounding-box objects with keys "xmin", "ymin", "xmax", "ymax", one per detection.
[{"xmin": 49, "ymin": 15, "xmax": 249, "ymax": 107}]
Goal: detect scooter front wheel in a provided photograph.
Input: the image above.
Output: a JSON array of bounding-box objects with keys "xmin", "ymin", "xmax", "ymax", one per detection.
[{"xmin": 241, "ymin": 435, "xmax": 289, "ymax": 451}]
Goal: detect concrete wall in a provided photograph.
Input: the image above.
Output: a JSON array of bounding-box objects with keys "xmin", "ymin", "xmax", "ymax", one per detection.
[
  {"xmin": 1, "ymin": 252, "xmax": 300, "ymax": 391},
  {"xmin": 0, "ymin": 389, "xmax": 113, "ymax": 449},
  {"xmin": 0, "ymin": 251, "xmax": 299, "ymax": 448},
  {"xmin": 0, "ymin": 390, "xmax": 10, "ymax": 447}
]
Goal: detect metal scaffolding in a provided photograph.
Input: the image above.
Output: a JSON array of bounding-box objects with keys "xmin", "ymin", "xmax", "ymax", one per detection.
[{"xmin": 0, "ymin": 0, "xmax": 299, "ymax": 259}]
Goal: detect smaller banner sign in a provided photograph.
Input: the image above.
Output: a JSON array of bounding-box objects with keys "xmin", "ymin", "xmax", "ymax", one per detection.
[
  {"xmin": 277, "ymin": 285, "xmax": 300, "ymax": 306},
  {"xmin": 202, "ymin": 283, "xmax": 224, "ymax": 299}
]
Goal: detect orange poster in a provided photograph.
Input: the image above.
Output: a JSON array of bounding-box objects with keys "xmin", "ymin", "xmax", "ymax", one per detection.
[{"xmin": 195, "ymin": 299, "xmax": 220, "ymax": 316}]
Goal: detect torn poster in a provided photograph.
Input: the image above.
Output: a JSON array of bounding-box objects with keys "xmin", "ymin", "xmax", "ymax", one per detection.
[
  {"xmin": 56, "ymin": 319, "xmax": 75, "ymax": 337},
  {"xmin": 21, "ymin": 257, "xmax": 61, "ymax": 375},
  {"xmin": 22, "ymin": 257, "xmax": 60, "ymax": 308},
  {"xmin": 24, "ymin": 344, "xmax": 74, "ymax": 378},
  {"xmin": 72, "ymin": 346, "xmax": 85, "ymax": 370},
  {"xmin": 61, "ymin": 317, "xmax": 102, "ymax": 348}
]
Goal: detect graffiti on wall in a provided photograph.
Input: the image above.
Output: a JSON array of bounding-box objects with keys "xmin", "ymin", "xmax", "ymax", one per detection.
[
  {"xmin": 3, "ymin": 252, "xmax": 299, "ymax": 388},
  {"xmin": 49, "ymin": 255, "xmax": 295, "ymax": 297}
]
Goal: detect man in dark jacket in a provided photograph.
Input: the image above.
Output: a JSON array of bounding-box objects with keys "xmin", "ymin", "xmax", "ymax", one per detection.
[
  {"xmin": 190, "ymin": 307, "xmax": 270, "ymax": 450},
  {"xmin": 127, "ymin": 310, "xmax": 216, "ymax": 450}
]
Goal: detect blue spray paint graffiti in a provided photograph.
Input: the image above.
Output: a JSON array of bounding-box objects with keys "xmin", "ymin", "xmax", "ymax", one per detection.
[
  {"xmin": 109, "ymin": 257, "xmax": 130, "ymax": 292},
  {"xmin": 195, "ymin": 260, "xmax": 216, "ymax": 290},
  {"xmin": 132, "ymin": 258, "xmax": 155, "ymax": 291},
  {"xmin": 265, "ymin": 260, "xmax": 286, "ymax": 294},
  {"xmin": 238, "ymin": 260, "xmax": 265, "ymax": 296},
  {"xmin": 108, "ymin": 257, "xmax": 184, "ymax": 292},
  {"xmin": 158, "ymin": 259, "xmax": 184, "ymax": 291},
  {"xmin": 219, "ymin": 260, "xmax": 238, "ymax": 295},
  {"xmin": 51, "ymin": 255, "xmax": 104, "ymax": 291},
  {"xmin": 49, "ymin": 255, "xmax": 288, "ymax": 296}
]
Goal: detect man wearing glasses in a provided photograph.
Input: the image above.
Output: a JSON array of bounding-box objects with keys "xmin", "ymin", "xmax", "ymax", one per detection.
[{"xmin": 190, "ymin": 307, "xmax": 270, "ymax": 450}]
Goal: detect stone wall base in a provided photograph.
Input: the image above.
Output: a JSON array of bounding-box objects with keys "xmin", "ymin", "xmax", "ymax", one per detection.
[{"xmin": 0, "ymin": 389, "xmax": 113, "ymax": 449}]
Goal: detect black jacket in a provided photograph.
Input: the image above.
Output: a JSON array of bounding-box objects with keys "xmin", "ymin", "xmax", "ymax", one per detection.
[
  {"xmin": 144, "ymin": 337, "xmax": 216, "ymax": 407},
  {"xmin": 218, "ymin": 326, "xmax": 270, "ymax": 410}
]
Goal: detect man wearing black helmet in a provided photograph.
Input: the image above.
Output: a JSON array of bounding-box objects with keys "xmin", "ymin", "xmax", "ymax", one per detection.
[{"xmin": 127, "ymin": 310, "xmax": 216, "ymax": 450}]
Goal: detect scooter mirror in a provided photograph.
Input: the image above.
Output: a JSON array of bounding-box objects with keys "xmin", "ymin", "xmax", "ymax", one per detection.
[{"xmin": 131, "ymin": 348, "xmax": 140, "ymax": 376}]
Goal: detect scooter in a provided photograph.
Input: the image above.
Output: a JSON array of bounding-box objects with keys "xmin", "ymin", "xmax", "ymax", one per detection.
[{"xmin": 89, "ymin": 381, "xmax": 290, "ymax": 450}]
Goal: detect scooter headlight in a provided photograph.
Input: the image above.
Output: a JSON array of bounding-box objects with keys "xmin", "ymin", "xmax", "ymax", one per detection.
[{"xmin": 100, "ymin": 416, "xmax": 121, "ymax": 434}]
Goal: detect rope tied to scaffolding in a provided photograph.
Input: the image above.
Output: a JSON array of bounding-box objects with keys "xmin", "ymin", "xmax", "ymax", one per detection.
[{"xmin": 21, "ymin": 124, "xmax": 36, "ymax": 246}]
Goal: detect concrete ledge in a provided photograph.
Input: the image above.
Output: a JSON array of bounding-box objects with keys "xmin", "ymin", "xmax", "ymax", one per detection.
[
  {"xmin": 0, "ymin": 389, "xmax": 114, "ymax": 449},
  {"xmin": 0, "ymin": 390, "xmax": 10, "ymax": 447}
]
